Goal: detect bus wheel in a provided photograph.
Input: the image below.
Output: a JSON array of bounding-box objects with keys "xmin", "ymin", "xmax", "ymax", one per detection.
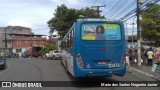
[
  {"xmin": 65, "ymin": 61, "xmax": 69, "ymax": 74},
  {"xmin": 60, "ymin": 59, "xmax": 63, "ymax": 65}
]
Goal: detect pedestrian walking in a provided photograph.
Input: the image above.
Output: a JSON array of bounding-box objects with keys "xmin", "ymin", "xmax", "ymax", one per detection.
[
  {"xmin": 133, "ymin": 50, "xmax": 138, "ymax": 65},
  {"xmin": 147, "ymin": 48, "xmax": 154, "ymax": 66},
  {"xmin": 126, "ymin": 52, "xmax": 132, "ymax": 73},
  {"xmin": 129, "ymin": 49, "xmax": 133, "ymax": 66},
  {"xmin": 144, "ymin": 49, "xmax": 148, "ymax": 65}
]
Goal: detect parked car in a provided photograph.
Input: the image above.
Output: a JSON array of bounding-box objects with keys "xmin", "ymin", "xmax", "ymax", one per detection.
[
  {"xmin": 21, "ymin": 53, "xmax": 29, "ymax": 58},
  {"xmin": 53, "ymin": 51, "xmax": 61, "ymax": 60},
  {"xmin": 45, "ymin": 53, "xmax": 49, "ymax": 59},
  {"xmin": 4, "ymin": 54, "xmax": 12, "ymax": 58},
  {"xmin": 46, "ymin": 50, "xmax": 61, "ymax": 60},
  {"xmin": 0, "ymin": 56, "xmax": 6, "ymax": 70}
]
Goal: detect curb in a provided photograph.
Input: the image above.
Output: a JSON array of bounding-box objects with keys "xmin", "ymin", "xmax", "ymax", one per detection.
[{"xmin": 131, "ymin": 67, "xmax": 160, "ymax": 81}]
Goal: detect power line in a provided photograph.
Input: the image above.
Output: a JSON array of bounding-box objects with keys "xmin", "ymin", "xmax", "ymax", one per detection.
[
  {"xmin": 120, "ymin": 0, "xmax": 150, "ymax": 20},
  {"xmin": 103, "ymin": 0, "xmax": 122, "ymax": 17},
  {"xmin": 119, "ymin": 0, "xmax": 155, "ymax": 20},
  {"xmin": 109, "ymin": 0, "xmax": 129, "ymax": 19},
  {"xmin": 123, "ymin": 14, "xmax": 137, "ymax": 21},
  {"xmin": 100, "ymin": 0, "xmax": 115, "ymax": 16},
  {"xmin": 112, "ymin": 0, "xmax": 136, "ymax": 19},
  {"xmin": 102, "ymin": 0, "xmax": 115, "ymax": 10},
  {"xmin": 121, "ymin": 0, "xmax": 159, "ymax": 21}
]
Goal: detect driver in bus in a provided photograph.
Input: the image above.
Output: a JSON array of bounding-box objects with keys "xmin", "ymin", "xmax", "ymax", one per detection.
[{"xmin": 95, "ymin": 25, "xmax": 106, "ymax": 40}]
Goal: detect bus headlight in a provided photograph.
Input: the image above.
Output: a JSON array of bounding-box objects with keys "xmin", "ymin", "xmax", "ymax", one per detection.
[
  {"xmin": 76, "ymin": 53, "xmax": 84, "ymax": 68},
  {"xmin": 119, "ymin": 53, "xmax": 126, "ymax": 67}
]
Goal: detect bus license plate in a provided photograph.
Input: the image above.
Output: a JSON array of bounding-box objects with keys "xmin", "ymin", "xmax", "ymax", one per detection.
[{"xmin": 98, "ymin": 61, "xmax": 106, "ymax": 64}]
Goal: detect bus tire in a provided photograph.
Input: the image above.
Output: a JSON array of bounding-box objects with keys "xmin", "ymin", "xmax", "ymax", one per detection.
[
  {"xmin": 65, "ymin": 61, "xmax": 69, "ymax": 74},
  {"xmin": 60, "ymin": 59, "xmax": 63, "ymax": 65}
]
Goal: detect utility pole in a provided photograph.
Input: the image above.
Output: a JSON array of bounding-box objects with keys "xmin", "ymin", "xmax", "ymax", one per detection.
[
  {"xmin": 131, "ymin": 22, "xmax": 135, "ymax": 49},
  {"xmin": 30, "ymin": 33, "xmax": 33, "ymax": 58},
  {"xmin": 125, "ymin": 22, "xmax": 128, "ymax": 50},
  {"xmin": 91, "ymin": 5, "xmax": 105, "ymax": 16},
  {"xmin": 137, "ymin": 0, "xmax": 144, "ymax": 65}
]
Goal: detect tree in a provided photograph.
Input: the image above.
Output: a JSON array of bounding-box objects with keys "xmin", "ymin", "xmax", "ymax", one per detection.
[
  {"xmin": 41, "ymin": 44, "xmax": 57, "ymax": 53},
  {"xmin": 47, "ymin": 4, "xmax": 103, "ymax": 39},
  {"xmin": 140, "ymin": 3, "xmax": 160, "ymax": 44}
]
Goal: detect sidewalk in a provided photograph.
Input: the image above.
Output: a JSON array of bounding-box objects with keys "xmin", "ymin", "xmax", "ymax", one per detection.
[{"xmin": 130, "ymin": 63, "xmax": 160, "ymax": 81}]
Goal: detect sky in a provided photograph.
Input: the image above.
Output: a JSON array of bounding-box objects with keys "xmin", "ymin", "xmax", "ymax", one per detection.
[{"xmin": 0, "ymin": 0, "xmax": 150, "ymax": 35}]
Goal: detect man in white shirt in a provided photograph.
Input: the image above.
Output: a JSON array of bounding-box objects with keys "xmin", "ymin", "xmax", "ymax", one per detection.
[{"xmin": 126, "ymin": 52, "xmax": 131, "ymax": 73}]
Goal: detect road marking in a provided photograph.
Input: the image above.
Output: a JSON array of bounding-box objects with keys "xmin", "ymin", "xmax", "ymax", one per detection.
[
  {"xmin": 131, "ymin": 67, "xmax": 160, "ymax": 81},
  {"xmin": 0, "ymin": 63, "xmax": 11, "ymax": 76}
]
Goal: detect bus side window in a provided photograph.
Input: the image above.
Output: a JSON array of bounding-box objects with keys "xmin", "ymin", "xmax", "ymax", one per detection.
[
  {"xmin": 66, "ymin": 35, "xmax": 70, "ymax": 48},
  {"xmin": 61, "ymin": 41, "xmax": 66, "ymax": 49},
  {"xmin": 70, "ymin": 29, "xmax": 74, "ymax": 48}
]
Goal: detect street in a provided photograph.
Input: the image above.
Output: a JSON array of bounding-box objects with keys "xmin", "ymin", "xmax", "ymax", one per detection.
[{"xmin": 0, "ymin": 58, "xmax": 159, "ymax": 90}]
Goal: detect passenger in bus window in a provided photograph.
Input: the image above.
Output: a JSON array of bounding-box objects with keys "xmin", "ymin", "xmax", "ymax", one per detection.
[{"xmin": 95, "ymin": 25, "xmax": 106, "ymax": 40}]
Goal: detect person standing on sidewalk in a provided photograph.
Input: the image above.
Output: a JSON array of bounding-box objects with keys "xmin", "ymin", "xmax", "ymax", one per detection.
[
  {"xmin": 129, "ymin": 49, "xmax": 133, "ymax": 66},
  {"xmin": 126, "ymin": 52, "xmax": 132, "ymax": 73},
  {"xmin": 133, "ymin": 50, "xmax": 138, "ymax": 65},
  {"xmin": 147, "ymin": 48, "xmax": 154, "ymax": 66},
  {"xmin": 144, "ymin": 49, "xmax": 148, "ymax": 65}
]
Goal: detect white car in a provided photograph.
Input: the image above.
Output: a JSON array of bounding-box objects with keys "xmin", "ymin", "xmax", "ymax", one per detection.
[{"xmin": 46, "ymin": 51, "xmax": 61, "ymax": 60}]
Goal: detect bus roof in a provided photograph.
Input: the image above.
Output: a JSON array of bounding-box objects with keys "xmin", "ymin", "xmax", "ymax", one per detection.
[{"xmin": 77, "ymin": 18, "xmax": 123, "ymax": 22}]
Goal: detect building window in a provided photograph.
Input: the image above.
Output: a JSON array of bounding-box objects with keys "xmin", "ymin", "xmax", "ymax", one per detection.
[
  {"xmin": 25, "ymin": 40, "xmax": 28, "ymax": 43},
  {"xmin": 16, "ymin": 49, "xmax": 22, "ymax": 53},
  {"xmin": 17, "ymin": 40, "xmax": 21, "ymax": 45}
]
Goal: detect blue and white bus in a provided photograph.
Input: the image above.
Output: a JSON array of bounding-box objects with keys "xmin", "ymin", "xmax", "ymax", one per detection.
[{"xmin": 61, "ymin": 18, "xmax": 126, "ymax": 77}]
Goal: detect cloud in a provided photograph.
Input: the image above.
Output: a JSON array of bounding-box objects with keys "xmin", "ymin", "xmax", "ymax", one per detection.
[
  {"xmin": 7, "ymin": 20, "xmax": 32, "ymax": 27},
  {"xmin": 0, "ymin": 0, "xmax": 136, "ymax": 35}
]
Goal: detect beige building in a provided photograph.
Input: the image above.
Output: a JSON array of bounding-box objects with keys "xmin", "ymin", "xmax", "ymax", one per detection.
[{"xmin": 0, "ymin": 26, "xmax": 31, "ymax": 53}]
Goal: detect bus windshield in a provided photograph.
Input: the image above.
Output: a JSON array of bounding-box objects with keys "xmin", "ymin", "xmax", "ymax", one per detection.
[{"xmin": 81, "ymin": 23, "xmax": 121, "ymax": 40}]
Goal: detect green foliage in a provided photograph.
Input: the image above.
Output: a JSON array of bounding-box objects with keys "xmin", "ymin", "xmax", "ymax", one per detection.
[
  {"xmin": 141, "ymin": 3, "xmax": 160, "ymax": 43},
  {"xmin": 47, "ymin": 4, "xmax": 103, "ymax": 39},
  {"xmin": 41, "ymin": 44, "xmax": 57, "ymax": 53}
]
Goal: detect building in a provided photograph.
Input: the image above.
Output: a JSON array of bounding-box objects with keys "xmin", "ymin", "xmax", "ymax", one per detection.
[
  {"xmin": 10, "ymin": 33, "xmax": 48, "ymax": 55},
  {"xmin": 48, "ymin": 30, "xmax": 61, "ymax": 50},
  {"xmin": 0, "ymin": 26, "xmax": 31, "ymax": 54},
  {"xmin": 0, "ymin": 26, "xmax": 48, "ymax": 55},
  {"xmin": 126, "ymin": 35, "xmax": 155, "ymax": 50}
]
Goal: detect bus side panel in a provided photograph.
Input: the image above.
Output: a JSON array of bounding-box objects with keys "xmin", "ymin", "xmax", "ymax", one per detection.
[
  {"xmin": 61, "ymin": 24, "xmax": 75, "ymax": 76},
  {"xmin": 73, "ymin": 22, "xmax": 82, "ymax": 77},
  {"xmin": 61, "ymin": 50, "xmax": 74, "ymax": 76},
  {"xmin": 66, "ymin": 48, "xmax": 74, "ymax": 76}
]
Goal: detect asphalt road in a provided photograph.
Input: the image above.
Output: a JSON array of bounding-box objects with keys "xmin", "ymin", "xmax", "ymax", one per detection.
[{"xmin": 0, "ymin": 58, "xmax": 159, "ymax": 90}]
